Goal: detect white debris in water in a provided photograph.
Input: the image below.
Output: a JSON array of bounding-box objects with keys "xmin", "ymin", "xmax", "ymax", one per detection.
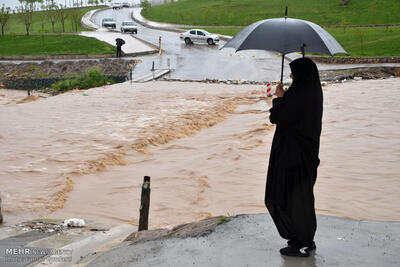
[
  {"xmin": 321, "ymin": 81, "xmax": 327, "ymax": 86},
  {"xmin": 354, "ymin": 77, "xmax": 363, "ymax": 80},
  {"xmin": 63, "ymin": 218, "xmax": 86, "ymax": 227}
]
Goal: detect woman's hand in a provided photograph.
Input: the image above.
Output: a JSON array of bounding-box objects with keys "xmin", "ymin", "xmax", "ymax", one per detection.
[{"xmin": 275, "ymin": 83, "xmax": 285, "ymax": 98}]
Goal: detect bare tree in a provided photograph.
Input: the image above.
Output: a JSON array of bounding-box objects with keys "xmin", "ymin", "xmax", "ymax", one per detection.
[
  {"xmin": 0, "ymin": 5, "xmax": 11, "ymax": 35},
  {"xmin": 70, "ymin": 8, "xmax": 81, "ymax": 32},
  {"xmin": 57, "ymin": 4, "xmax": 69, "ymax": 32},
  {"xmin": 17, "ymin": 4, "xmax": 35, "ymax": 36},
  {"xmin": 37, "ymin": 4, "xmax": 48, "ymax": 33},
  {"xmin": 47, "ymin": 3, "xmax": 58, "ymax": 32}
]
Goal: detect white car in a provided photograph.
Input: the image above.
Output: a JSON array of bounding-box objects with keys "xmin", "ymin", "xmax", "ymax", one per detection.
[
  {"xmin": 102, "ymin": 18, "xmax": 116, "ymax": 29},
  {"xmin": 121, "ymin": 21, "xmax": 138, "ymax": 34},
  {"xmin": 112, "ymin": 2, "xmax": 122, "ymax": 9},
  {"xmin": 179, "ymin": 29, "xmax": 219, "ymax": 45}
]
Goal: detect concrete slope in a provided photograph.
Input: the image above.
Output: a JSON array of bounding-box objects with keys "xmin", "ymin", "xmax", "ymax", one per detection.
[{"xmin": 87, "ymin": 213, "xmax": 400, "ymax": 267}]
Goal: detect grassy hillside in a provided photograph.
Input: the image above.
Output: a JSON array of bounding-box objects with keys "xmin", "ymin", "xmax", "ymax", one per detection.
[
  {"xmin": 0, "ymin": 35, "xmax": 115, "ymax": 56},
  {"xmin": 197, "ymin": 26, "xmax": 400, "ymax": 57},
  {"xmin": 147, "ymin": 0, "xmax": 400, "ymax": 56},
  {"xmin": 143, "ymin": 0, "xmax": 400, "ymax": 26},
  {"xmin": 3, "ymin": 6, "xmax": 105, "ymax": 35}
]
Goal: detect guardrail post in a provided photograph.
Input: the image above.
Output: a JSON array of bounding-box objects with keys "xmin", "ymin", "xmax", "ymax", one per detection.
[
  {"xmin": 0, "ymin": 191, "xmax": 3, "ymax": 224},
  {"xmin": 138, "ymin": 176, "xmax": 151, "ymax": 231}
]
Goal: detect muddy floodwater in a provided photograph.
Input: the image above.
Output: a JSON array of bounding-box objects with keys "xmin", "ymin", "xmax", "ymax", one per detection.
[{"xmin": 0, "ymin": 79, "xmax": 399, "ymax": 228}]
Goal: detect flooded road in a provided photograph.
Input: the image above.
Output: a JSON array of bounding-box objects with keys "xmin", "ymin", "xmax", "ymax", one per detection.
[{"xmin": 0, "ymin": 78, "xmax": 399, "ymax": 227}]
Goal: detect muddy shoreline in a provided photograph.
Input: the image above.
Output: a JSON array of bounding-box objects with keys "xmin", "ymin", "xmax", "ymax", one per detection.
[{"xmin": 1, "ymin": 59, "xmax": 399, "ymax": 91}]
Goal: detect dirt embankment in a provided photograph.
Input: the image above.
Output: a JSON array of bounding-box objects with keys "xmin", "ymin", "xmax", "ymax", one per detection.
[
  {"xmin": 0, "ymin": 59, "xmax": 139, "ymax": 90},
  {"xmin": 319, "ymin": 66, "xmax": 400, "ymax": 81}
]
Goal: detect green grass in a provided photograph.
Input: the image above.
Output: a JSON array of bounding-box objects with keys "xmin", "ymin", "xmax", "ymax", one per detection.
[
  {"xmin": 326, "ymin": 27, "xmax": 400, "ymax": 57},
  {"xmin": 143, "ymin": 0, "xmax": 400, "ymax": 26},
  {"xmin": 0, "ymin": 35, "xmax": 115, "ymax": 56},
  {"xmin": 219, "ymin": 216, "xmax": 229, "ymax": 223},
  {"xmin": 51, "ymin": 66, "xmax": 115, "ymax": 93},
  {"xmin": 3, "ymin": 6, "xmax": 106, "ymax": 35}
]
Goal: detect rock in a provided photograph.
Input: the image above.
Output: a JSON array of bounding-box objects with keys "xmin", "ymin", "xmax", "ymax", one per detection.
[
  {"xmin": 124, "ymin": 216, "xmax": 229, "ymax": 244},
  {"xmin": 63, "ymin": 218, "xmax": 86, "ymax": 227}
]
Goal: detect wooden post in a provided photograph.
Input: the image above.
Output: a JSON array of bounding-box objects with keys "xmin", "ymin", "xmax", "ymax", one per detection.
[
  {"xmin": 0, "ymin": 191, "xmax": 3, "ymax": 224},
  {"xmin": 138, "ymin": 176, "xmax": 151, "ymax": 231}
]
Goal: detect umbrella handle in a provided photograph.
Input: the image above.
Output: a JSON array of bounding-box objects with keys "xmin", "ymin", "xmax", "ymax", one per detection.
[{"xmin": 280, "ymin": 53, "xmax": 285, "ymax": 84}]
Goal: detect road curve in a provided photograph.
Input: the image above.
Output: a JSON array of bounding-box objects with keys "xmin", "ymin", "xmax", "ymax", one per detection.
[{"xmin": 92, "ymin": 7, "xmax": 290, "ymax": 82}]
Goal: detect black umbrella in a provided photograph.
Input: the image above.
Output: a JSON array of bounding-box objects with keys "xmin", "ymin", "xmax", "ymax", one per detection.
[
  {"xmin": 222, "ymin": 7, "xmax": 348, "ymax": 83},
  {"xmin": 116, "ymin": 38, "xmax": 125, "ymax": 46}
]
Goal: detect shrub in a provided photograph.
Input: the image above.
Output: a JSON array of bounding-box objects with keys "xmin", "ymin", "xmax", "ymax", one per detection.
[{"xmin": 51, "ymin": 66, "xmax": 114, "ymax": 93}]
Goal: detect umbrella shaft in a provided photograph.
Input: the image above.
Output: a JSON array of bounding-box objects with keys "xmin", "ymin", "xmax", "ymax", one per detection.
[{"xmin": 280, "ymin": 54, "xmax": 285, "ymax": 84}]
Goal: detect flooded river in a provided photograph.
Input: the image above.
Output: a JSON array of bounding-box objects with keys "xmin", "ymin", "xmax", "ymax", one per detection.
[{"xmin": 0, "ymin": 79, "xmax": 399, "ymax": 228}]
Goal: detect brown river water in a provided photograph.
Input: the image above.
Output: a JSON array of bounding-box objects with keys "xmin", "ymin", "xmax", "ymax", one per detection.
[{"xmin": 0, "ymin": 79, "xmax": 399, "ymax": 228}]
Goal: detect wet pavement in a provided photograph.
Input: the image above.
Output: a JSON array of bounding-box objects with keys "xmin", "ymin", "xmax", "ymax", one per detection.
[
  {"xmin": 1, "ymin": 214, "xmax": 398, "ymax": 266},
  {"xmin": 0, "ymin": 219, "xmax": 134, "ymax": 267},
  {"xmin": 87, "ymin": 214, "xmax": 400, "ymax": 267},
  {"xmin": 91, "ymin": 7, "xmax": 400, "ymax": 83},
  {"xmin": 80, "ymin": 29, "xmax": 156, "ymax": 55},
  {"xmin": 92, "ymin": 8, "xmax": 292, "ymax": 83}
]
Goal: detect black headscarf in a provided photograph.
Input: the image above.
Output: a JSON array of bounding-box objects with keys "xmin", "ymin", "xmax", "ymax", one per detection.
[
  {"xmin": 269, "ymin": 57, "xmax": 323, "ymax": 165},
  {"xmin": 289, "ymin": 57, "xmax": 322, "ymax": 94}
]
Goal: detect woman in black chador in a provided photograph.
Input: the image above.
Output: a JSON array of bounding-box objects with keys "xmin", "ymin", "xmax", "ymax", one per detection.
[{"xmin": 265, "ymin": 57, "xmax": 323, "ymax": 257}]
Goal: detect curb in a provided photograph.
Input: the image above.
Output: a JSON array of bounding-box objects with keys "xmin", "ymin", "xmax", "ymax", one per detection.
[
  {"xmin": 29, "ymin": 224, "xmax": 136, "ymax": 267},
  {"xmin": 81, "ymin": 7, "xmax": 111, "ymax": 30},
  {"xmin": 132, "ymin": 69, "xmax": 171, "ymax": 82},
  {"xmin": 131, "ymin": 9, "xmax": 232, "ymax": 42},
  {"xmin": 81, "ymin": 8, "xmax": 159, "ymax": 57},
  {"xmin": 0, "ymin": 54, "xmax": 115, "ymax": 61},
  {"xmin": 131, "ymin": 34, "xmax": 160, "ymax": 50}
]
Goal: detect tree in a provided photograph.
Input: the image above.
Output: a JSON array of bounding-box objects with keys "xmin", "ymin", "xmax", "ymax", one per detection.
[
  {"xmin": 17, "ymin": 4, "xmax": 35, "ymax": 36},
  {"xmin": 70, "ymin": 8, "xmax": 81, "ymax": 32},
  {"xmin": 140, "ymin": 0, "xmax": 151, "ymax": 10},
  {"xmin": 0, "ymin": 5, "xmax": 11, "ymax": 35},
  {"xmin": 57, "ymin": 4, "xmax": 69, "ymax": 32},
  {"xmin": 37, "ymin": 4, "xmax": 48, "ymax": 33},
  {"xmin": 46, "ymin": 3, "xmax": 58, "ymax": 32},
  {"xmin": 19, "ymin": 0, "xmax": 43, "ymax": 11}
]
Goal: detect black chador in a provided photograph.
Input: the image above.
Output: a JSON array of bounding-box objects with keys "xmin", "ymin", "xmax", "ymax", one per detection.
[
  {"xmin": 265, "ymin": 57, "xmax": 323, "ymax": 257},
  {"xmin": 115, "ymin": 38, "xmax": 125, "ymax": 58}
]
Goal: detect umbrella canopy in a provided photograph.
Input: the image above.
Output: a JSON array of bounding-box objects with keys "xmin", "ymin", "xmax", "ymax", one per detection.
[
  {"xmin": 222, "ymin": 12, "xmax": 348, "ymax": 82},
  {"xmin": 116, "ymin": 38, "xmax": 125, "ymax": 46},
  {"xmin": 223, "ymin": 18, "xmax": 348, "ymax": 56}
]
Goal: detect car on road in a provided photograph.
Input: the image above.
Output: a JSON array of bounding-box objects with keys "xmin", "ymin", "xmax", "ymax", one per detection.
[
  {"xmin": 112, "ymin": 2, "xmax": 122, "ymax": 9},
  {"xmin": 122, "ymin": 2, "xmax": 129, "ymax": 8},
  {"xmin": 121, "ymin": 21, "xmax": 138, "ymax": 34},
  {"xmin": 179, "ymin": 29, "xmax": 219, "ymax": 45},
  {"xmin": 102, "ymin": 18, "xmax": 116, "ymax": 29}
]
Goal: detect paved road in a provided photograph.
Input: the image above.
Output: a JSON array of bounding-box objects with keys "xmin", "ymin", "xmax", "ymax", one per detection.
[{"xmin": 92, "ymin": 8, "xmax": 290, "ymax": 82}]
